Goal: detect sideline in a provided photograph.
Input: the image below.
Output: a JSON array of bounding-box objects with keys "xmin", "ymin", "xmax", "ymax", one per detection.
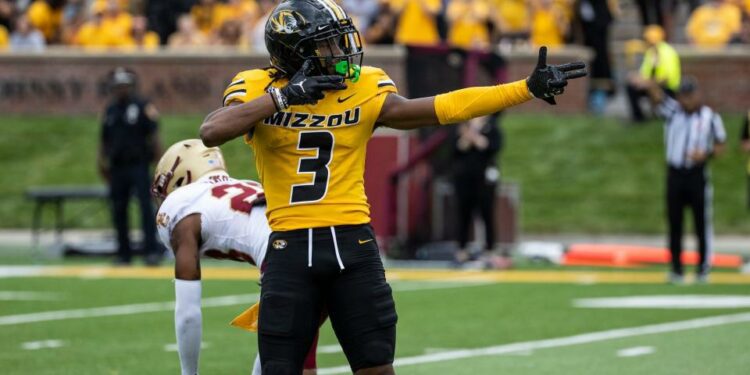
[{"xmin": 2, "ymin": 265, "xmax": 750, "ymax": 284}]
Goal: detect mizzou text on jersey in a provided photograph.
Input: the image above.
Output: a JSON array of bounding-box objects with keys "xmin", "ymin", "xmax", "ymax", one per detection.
[{"xmin": 223, "ymin": 66, "xmax": 396, "ymax": 231}]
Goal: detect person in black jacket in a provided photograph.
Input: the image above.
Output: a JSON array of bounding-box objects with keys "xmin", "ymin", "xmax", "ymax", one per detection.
[
  {"xmin": 452, "ymin": 113, "xmax": 502, "ymax": 266},
  {"xmin": 98, "ymin": 67, "xmax": 163, "ymax": 266}
]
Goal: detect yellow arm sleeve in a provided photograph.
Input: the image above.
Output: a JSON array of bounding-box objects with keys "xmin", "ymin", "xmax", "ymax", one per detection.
[{"xmin": 434, "ymin": 79, "xmax": 533, "ymax": 125}]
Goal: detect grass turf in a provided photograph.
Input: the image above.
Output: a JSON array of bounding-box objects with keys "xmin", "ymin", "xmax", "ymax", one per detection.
[
  {"xmin": 2, "ymin": 268, "xmax": 750, "ymax": 374},
  {"xmin": 1, "ymin": 113, "xmax": 748, "ymax": 233}
]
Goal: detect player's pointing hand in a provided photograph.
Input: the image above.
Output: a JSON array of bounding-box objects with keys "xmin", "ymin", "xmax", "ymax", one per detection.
[
  {"xmin": 270, "ymin": 60, "xmax": 348, "ymax": 110},
  {"xmin": 526, "ymin": 46, "xmax": 588, "ymax": 105}
]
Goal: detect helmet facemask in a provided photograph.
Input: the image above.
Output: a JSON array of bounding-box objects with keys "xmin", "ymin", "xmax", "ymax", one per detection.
[
  {"xmin": 290, "ymin": 19, "xmax": 363, "ymax": 82},
  {"xmin": 308, "ymin": 21, "xmax": 363, "ymax": 81}
]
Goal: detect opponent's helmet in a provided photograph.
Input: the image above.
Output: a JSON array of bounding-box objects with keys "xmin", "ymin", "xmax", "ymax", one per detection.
[
  {"xmin": 151, "ymin": 139, "xmax": 226, "ymax": 200},
  {"xmin": 265, "ymin": 0, "xmax": 363, "ymax": 80}
]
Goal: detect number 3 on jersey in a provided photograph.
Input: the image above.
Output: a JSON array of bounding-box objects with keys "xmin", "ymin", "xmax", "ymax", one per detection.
[{"xmin": 290, "ymin": 131, "xmax": 334, "ymax": 204}]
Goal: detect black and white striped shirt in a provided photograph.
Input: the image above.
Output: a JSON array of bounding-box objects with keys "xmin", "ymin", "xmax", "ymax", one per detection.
[{"xmin": 658, "ymin": 97, "xmax": 726, "ymax": 169}]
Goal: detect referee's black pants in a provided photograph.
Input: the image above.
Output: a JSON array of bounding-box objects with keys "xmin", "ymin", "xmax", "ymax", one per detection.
[{"xmin": 666, "ymin": 166, "xmax": 711, "ymax": 276}]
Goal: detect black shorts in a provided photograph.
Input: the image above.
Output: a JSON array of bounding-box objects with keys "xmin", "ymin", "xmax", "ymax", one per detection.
[{"xmin": 258, "ymin": 224, "xmax": 397, "ymax": 374}]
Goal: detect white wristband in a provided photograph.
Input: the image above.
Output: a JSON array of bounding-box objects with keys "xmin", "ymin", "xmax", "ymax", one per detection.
[{"xmin": 267, "ymin": 87, "xmax": 288, "ymax": 111}]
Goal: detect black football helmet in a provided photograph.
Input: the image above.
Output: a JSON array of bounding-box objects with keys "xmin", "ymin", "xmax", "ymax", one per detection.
[{"xmin": 265, "ymin": 0, "xmax": 363, "ymax": 81}]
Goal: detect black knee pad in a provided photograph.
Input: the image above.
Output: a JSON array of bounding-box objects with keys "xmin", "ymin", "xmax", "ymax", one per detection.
[
  {"xmin": 259, "ymin": 292, "xmax": 296, "ymax": 337},
  {"xmin": 353, "ymin": 329, "xmax": 396, "ymax": 371}
]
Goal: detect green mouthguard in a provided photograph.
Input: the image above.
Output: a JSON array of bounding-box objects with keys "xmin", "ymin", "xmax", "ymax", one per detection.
[{"xmin": 334, "ymin": 61, "xmax": 361, "ymax": 82}]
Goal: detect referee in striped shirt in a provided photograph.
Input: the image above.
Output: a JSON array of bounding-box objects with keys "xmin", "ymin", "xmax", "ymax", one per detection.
[{"xmin": 649, "ymin": 77, "xmax": 726, "ymax": 284}]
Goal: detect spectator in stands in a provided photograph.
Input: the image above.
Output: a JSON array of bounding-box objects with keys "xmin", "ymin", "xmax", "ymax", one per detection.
[
  {"xmin": 98, "ymin": 67, "xmax": 163, "ymax": 266},
  {"xmin": 101, "ymin": 0, "xmax": 133, "ymax": 42},
  {"xmin": 26, "ymin": 0, "xmax": 64, "ymax": 43},
  {"xmin": 393, "ymin": 0, "xmax": 442, "ymax": 46},
  {"xmin": 739, "ymin": 12, "xmax": 750, "ymax": 43},
  {"xmin": 191, "ymin": 0, "xmax": 229, "ymax": 37},
  {"xmin": 167, "ymin": 14, "xmax": 207, "ymax": 48},
  {"xmin": 452, "ymin": 114, "xmax": 503, "ymax": 268},
  {"xmin": 74, "ymin": 1, "xmax": 108, "ymax": 48},
  {"xmin": 75, "ymin": 0, "xmax": 136, "ymax": 49},
  {"xmin": 492, "ymin": 0, "xmax": 531, "ymax": 45},
  {"xmin": 364, "ymin": 0, "xmax": 398, "ymax": 44},
  {"xmin": 626, "ymin": 25, "xmax": 681, "ymax": 123},
  {"xmin": 146, "ymin": 0, "xmax": 194, "ymax": 45},
  {"xmin": 60, "ymin": 0, "xmax": 89, "ymax": 44},
  {"xmin": 686, "ymin": 0, "xmax": 742, "ymax": 47},
  {"xmin": 531, "ymin": 0, "xmax": 568, "ymax": 47},
  {"xmin": 10, "ymin": 14, "xmax": 46, "ymax": 52},
  {"xmin": 342, "ymin": 0, "xmax": 381, "ymax": 35},
  {"xmin": 123, "ymin": 15, "xmax": 159, "ymax": 51},
  {"xmin": 224, "ymin": 0, "xmax": 258, "ymax": 22},
  {"xmin": 0, "ymin": 23, "xmax": 7, "ymax": 49},
  {"xmin": 634, "ymin": 0, "xmax": 666, "ymax": 28},
  {"xmin": 0, "ymin": 0, "xmax": 15, "ymax": 32},
  {"xmin": 575, "ymin": 0, "xmax": 618, "ymax": 114},
  {"xmin": 446, "ymin": 0, "xmax": 491, "ymax": 50},
  {"xmin": 250, "ymin": 0, "xmax": 276, "ymax": 51},
  {"xmin": 212, "ymin": 19, "xmax": 244, "ymax": 47},
  {"xmin": 224, "ymin": 0, "xmax": 259, "ymax": 48}
]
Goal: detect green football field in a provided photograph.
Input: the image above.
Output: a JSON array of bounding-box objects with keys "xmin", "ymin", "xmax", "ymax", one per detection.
[{"xmin": 2, "ymin": 259, "xmax": 750, "ymax": 374}]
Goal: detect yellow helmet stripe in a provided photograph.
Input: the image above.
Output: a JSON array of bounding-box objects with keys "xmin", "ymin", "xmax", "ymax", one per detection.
[
  {"xmin": 313, "ymin": 0, "xmax": 339, "ymax": 20},
  {"xmin": 328, "ymin": 0, "xmax": 347, "ymax": 20}
]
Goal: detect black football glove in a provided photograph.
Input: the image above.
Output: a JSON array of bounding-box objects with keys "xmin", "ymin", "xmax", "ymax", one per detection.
[
  {"xmin": 280, "ymin": 60, "xmax": 347, "ymax": 106},
  {"xmin": 526, "ymin": 46, "xmax": 587, "ymax": 105}
]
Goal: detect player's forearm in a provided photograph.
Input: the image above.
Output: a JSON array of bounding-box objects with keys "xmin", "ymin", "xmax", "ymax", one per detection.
[
  {"xmin": 175, "ymin": 279, "xmax": 202, "ymax": 375},
  {"xmin": 200, "ymin": 95, "xmax": 277, "ymax": 147},
  {"xmin": 434, "ymin": 80, "xmax": 532, "ymax": 125}
]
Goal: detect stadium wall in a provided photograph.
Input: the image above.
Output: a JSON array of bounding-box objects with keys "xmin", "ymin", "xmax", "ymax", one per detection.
[
  {"xmin": 675, "ymin": 47, "xmax": 750, "ymax": 113},
  {"xmin": 2, "ymin": 46, "xmax": 743, "ymax": 115},
  {"xmin": 0, "ymin": 46, "xmax": 592, "ymax": 115}
]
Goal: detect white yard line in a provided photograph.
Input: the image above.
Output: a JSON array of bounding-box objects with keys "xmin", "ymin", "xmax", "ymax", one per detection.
[
  {"xmin": 164, "ymin": 342, "xmax": 211, "ymax": 352},
  {"xmin": 317, "ymin": 344, "xmax": 343, "ymax": 354},
  {"xmin": 318, "ymin": 312, "xmax": 750, "ymax": 374},
  {"xmin": 616, "ymin": 346, "xmax": 655, "ymax": 358},
  {"xmin": 0, "ymin": 293, "xmax": 260, "ymax": 326},
  {"xmin": 574, "ymin": 295, "xmax": 750, "ymax": 309},
  {"xmin": 21, "ymin": 340, "xmax": 65, "ymax": 350},
  {"xmin": 0, "ymin": 280, "xmax": 483, "ymax": 326},
  {"xmin": 0, "ymin": 266, "xmax": 53, "ymax": 278},
  {"xmin": 389, "ymin": 281, "xmax": 492, "ymax": 292},
  {"xmin": 0, "ymin": 291, "xmax": 62, "ymax": 301}
]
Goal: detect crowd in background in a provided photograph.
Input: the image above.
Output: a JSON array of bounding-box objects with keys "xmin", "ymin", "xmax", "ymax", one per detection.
[{"xmin": 0, "ymin": 0, "xmax": 749, "ymax": 53}]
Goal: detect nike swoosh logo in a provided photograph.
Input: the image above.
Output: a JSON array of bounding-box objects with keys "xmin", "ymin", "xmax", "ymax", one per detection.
[
  {"xmin": 337, "ymin": 94, "xmax": 355, "ymax": 103},
  {"xmin": 358, "ymin": 239, "xmax": 374, "ymax": 245}
]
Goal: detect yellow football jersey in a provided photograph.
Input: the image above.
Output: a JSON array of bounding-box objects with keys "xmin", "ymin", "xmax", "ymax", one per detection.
[{"xmin": 223, "ymin": 67, "xmax": 397, "ymax": 231}]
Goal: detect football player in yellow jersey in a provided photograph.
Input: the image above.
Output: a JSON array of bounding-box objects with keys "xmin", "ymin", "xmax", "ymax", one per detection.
[{"xmin": 200, "ymin": 1, "xmax": 586, "ymax": 373}]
